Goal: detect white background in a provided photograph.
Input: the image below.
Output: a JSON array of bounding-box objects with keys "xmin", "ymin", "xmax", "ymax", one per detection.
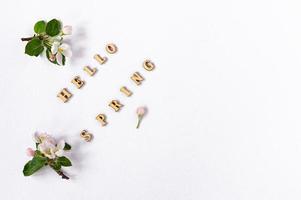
[{"xmin": 0, "ymin": 0, "xmax": 301, "ymax": 199}]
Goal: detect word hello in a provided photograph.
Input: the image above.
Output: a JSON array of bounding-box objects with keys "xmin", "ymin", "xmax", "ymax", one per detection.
[{"xmin": 57, "ymin": 43, "xmax": 155, "ymax": 127}]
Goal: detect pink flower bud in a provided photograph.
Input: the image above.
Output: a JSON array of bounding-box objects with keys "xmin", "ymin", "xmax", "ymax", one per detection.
[
  {"xmin": 26, "ymin": 148, "xmax": 35, "ymax": 157},
  {"xmin": 136, "ymin": 106, "xmax": 146, "ymax": 116},
  {"xmin": 136, "ymin": 106, "xmax": 147, "ymax": 128}
]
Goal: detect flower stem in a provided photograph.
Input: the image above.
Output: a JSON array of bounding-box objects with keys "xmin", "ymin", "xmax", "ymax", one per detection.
[
  {"xmin": 136, "ymin": 116, "xmax": 142, "ymax": 129},
  {"xmin": 56, "ymin": 170, "xmax": 70, "ymax": 180},
  {"xmin": 21, "ymin": 35, "xmax": 43, "ymax": 42},
  {"xmin": 21, "ymin": 37, "xmax": 34, "ymax": 41}
]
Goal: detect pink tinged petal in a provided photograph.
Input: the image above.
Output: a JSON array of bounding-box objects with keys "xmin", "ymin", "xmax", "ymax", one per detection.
[
  {"xmin": 41, "ymin": 144, "xmax": 55, "ymax": 159},
  {"xmin": 46, "ymin": 136, "xmax": 56, "ymax": 145},
  {"xmin": 38, "ymin": 142, "xmax": 49, "ymax": 153},
  {"xmin": 63, "ymin": 25, "xmax": 72, "ymax": 35},
  {"xmin": 136, "ymin": 107, "xmax": 146, "ymax": 116},
  {"xmin": 26, "ymin": 148, "xmax": 35, "ymax": 157},
  {"xmin": 39, "ymin": 133, "xmax": 56, "ymax": 144},
  {"xmin": 38, "ymin": 143, "xmax": 44, "ymax": 152},
  {"xmin": 38, "ymin": 141, "xmax": 56, "ymax": 158},
  {"xmin": 56, "ymin": 52, "xmax": 63, "ymax": 65}
]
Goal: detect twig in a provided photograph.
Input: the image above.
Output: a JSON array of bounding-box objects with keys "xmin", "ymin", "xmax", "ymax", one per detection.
[
  {"xmin": 21, "ymin": 37, "xmax": 34, "ymax": 41},
  {"xmin": 56, "ymin": 170, "xmax": 70, "ymax": 180}
]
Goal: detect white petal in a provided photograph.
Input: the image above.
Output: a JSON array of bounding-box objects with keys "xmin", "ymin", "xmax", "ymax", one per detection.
[
  {"xmin": 38, "ymin": 143, "xmax": 45, "ymax": 152},
  {"xmin": 39, "ymin": 142, "xmax": 56, "ymax": 159},
  {"xmin": 33, "ymin": 132, "xmax": 41, "ymax": 143},
  {"xmin": 53, "ymin": 36, "xmax": 62, "ymax": 42},
  {"xmin": 48, "ymin": 148, "xmax": 56, "ymax": 159},
  {"xmin": 44, "ymin": 152, "xmax": 54, "ymax": 159},
  {"xmin": 39, "ymin": 141, "xmax": 55, "ymax": 151},
  {"xmin": 57, "ymin": 140, "xmax": 65, "ymax": 150},
  {"xmin": 39, "ymin": 133, "xmax": 56, "ymax": 144},
  {"xmin": 51, "ymin": 42, "xmax": 60, "ymax": 54},
  {"xmin": 48, "ymin": 36, "xmax": 62, "ymax": 43},
  {"xmin": 63, "ymin": 26, "xmax": 72, "ymax": 35},
  {"xmin": 46, "ymin": 136, "xmax": 56, "ymax": 145},
  {"xmin": 55, "ymin": 149, "xmax": 64, "ymax": 157},
  {"xmin": 63, "ymin": 48, "xmax": 72, "ymax": 57},
  {"xmin": 56, "ymin": 52, "xmax": 63, "ymax": 65},
  {"xmin": 59, "ymin": 43, "xmax": 70, "ymax": 50},
  {"xmin": 59, "ymin": 43, "xmax": 72, "ymax": 57}
]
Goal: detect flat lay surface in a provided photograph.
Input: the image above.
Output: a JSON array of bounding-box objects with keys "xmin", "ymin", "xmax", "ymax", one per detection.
[{"xmin": 0, "ymin": 0, "xmax": 301, "ymax": 199}]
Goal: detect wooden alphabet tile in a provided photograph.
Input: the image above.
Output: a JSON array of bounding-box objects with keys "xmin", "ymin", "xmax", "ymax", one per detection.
[
  {"xmin": 71, "ymin": 76, "xmax": 85, "ymax": 89},
  {"xmin": 131, "ymin": 72, "xmax": 144, "ymax": 85},
  {"xmin": 96, "ymin": 114, "xmax": 107, "ymax": 126},
  {"xmin": 120, "ymin": 86, "xmax": 132, "ymax": 97},
  {"xmin": 109, "ymin": 100, "xmax": 123, "ymax": 112},
  {"xmin": 143, "ymin": 60, "xmax": 155, "ymax": 71},
  {"xmin": 105, "ymin": 43, "xmax": 117, "ymax": 54},
  {"xmin": 83, "ymin": 66, "xmax": 97, "ymax": 76},
  {"xmin": 80, "ymin": 130, "xmax": 93, "ymax": 142},
  {"xmin": 57, "ymin": 88, "xmax": 72, "ymax": 103},
  {"xmin": 94, "ymin": 54, "xmax": 107, "ymax": 65}
]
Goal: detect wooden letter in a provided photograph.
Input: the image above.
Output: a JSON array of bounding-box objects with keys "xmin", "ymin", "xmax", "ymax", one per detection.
[
  {"xmin": 96, "ymin": 114, "xmax": 107, "ymax": 126},
  {"xmin": 109, "ymin": 100, "xmax": 123, "ymax": 112},
  {"xmin": 120, "ymin": 86, "xmax": 132, "ymax": 97},
  {"xmin": 71, "ymin": 76, "xmax": 85, "ymax": 89},
  {"xmin": 57, "ymin": 88, "xmax": 72, "ymax": 103},
  {"xmin": 143, "ymin": 60, "xmax": 155, "ymax": 71},
  {"xmin": 80, "ymin": 130, "xmax": 93, "ymax": 142},
  {"xmin": 94, "ymin": 54, "xmax": 107, "ymax": 64},
  {"xmin": 83, "ymin": 66, "xmax": 97, "ymax": 76},
  {"xmin": 105, "ymin": 43, "xmax": 118, "ymax": 54},
  {"xmin": 131, "ymin": 72, "xmax": 144, "ymax": 85}
]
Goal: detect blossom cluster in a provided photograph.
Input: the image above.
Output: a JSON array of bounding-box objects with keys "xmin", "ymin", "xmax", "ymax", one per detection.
[
  {"xmin": 23, "ymin": 132, "xmax": 72, "ymax": 179},
  {"xmin": 22, "ymin": 19, "xmax": 72, "ymax": 66}
]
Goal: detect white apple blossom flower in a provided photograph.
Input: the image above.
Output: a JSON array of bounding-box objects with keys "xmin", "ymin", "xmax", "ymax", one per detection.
[
  {"xmin": 51, "ymin": 42, "xmax": 72, "ymax": 65},
  {"xmin": 38, "ymin": 140, "xmax": 65, "ymax": 159},
  {"xmin": 62, "ymin": 25, "xmax": 72, "ymax": 35}
]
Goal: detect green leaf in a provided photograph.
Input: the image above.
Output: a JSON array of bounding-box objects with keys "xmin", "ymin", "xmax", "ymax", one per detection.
[
  {"xmin": 63, "ymin": 142, "xmax": 71, "ymax": 150},
  {"xmin": 50, "ymin": 161, "xmax": 61, "ymax": 171},
  {"xmin": 34, "ymin": 150, "xmax": 43, "ymax": 157},
  {"xmin": 23, "ymin": 156, "xmax": 47, "ymax": 176},
  {"xmin": 57, "ymin": 156, "xmax": 72, "ymax": 167},
  {"xmin": 34, "ymin": 20, "xmax": 46, "ymax": 34},
  {"xmin": 25, "ymin": 38, "xmax": 44, "ymax": 57},
  {"xmin": 46, "ymin": 19, "xmax": 61, "ymax": 36}
]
